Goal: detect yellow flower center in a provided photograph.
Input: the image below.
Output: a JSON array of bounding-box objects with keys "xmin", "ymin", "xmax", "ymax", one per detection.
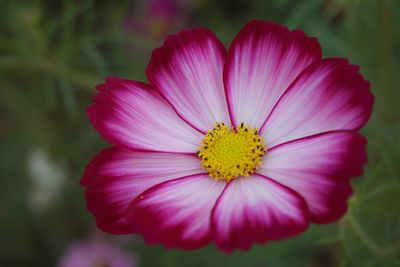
[{"xmin": 197, "ymin": 123, "xmax": 266, "ymax": 181}]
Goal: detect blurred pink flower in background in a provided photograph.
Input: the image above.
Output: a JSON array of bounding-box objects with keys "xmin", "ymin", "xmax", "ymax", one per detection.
[
  {"xmin": 58, "ymin": 235, "xmax": 136, "ymax": 267},
  {"xmin": 124, "ymin": 0, "xmax": 198, "ymax": 39}
]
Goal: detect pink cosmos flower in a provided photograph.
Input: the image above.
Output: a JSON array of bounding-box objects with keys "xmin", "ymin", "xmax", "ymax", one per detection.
[{"xmin": 81, "ymin": 20, "xmax": 374, "ymax": 253}]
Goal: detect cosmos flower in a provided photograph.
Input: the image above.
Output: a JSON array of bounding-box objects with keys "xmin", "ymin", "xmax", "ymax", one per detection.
[
  {"xmin": 57, "ymin": 236, "xmax": 136, "ymax": 267},
  {"xmin": 81, "ymin": 20, "xmax": 374, "ymax": 253}
]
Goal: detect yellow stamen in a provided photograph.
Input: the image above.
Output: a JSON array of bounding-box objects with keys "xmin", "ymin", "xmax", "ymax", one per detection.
[{"xmin": 197, "ymin": 122, "xmax": 266, "ymax": 181}]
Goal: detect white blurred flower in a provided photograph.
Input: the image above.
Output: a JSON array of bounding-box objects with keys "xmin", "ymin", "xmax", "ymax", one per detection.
[{"xmin": 27, "ymin": 147, "xmax": 65, "ymax": 213}]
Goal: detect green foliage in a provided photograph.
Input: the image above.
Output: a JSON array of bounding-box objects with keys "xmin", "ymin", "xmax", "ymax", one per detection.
[{"xmin": 0, "ymin": 0, "xmax": 399, "ymax": 266}]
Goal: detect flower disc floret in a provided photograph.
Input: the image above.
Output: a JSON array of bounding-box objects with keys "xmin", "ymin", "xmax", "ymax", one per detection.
[{"xmin": 197, "ymin": 123, "xmax": 266, "ymax": 181}]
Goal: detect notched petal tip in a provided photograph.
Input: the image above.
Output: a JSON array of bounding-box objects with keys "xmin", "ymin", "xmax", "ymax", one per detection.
[
  {"xmin": 237, "ymin": 19, "xmax": 322, "ymax": 56},
  {"xmin": 147, "ymin": 27, "xmax": 227, "ymax": 76},
  {"xmin": 146, "ymin": 25, "xmax": 230, "ymax": 132},
  {"xmin": 126, "ymin": 174, "xmax": 225, "ymax": 250},
  {"xmin": 86, "ymin": 70, "xmax": 203, "ymax": 152},
  {"xmin": 259, "ymin": 131, "xmax": 369, "ymax": 225},
  {"xmin": 211, "ymin": 176, "xmax": 309, "ymax": 253},
  {"xmin": 81, "ymin": 148, "xmax": 207, "ymax": 236},
  {"xmin": 224, "ymin": 19, "xmax": 323, "ymax": 129},
  {"xmin": 261, "ymin": 57, "xmax": 374, "ymax": 147}
]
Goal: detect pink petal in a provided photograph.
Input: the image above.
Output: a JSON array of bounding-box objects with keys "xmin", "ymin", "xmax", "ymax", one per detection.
[
  {"xmin": 211, "ymin": 175, "xmax": 309, "ymax": 253},
  {"xmin": 146, "ymin": 28, "xmax": 230, "ymax": 133},
  {"xmin": 224, "ymin": 20, "xmax": 321, "ymax": 128},
  {"xmin": 127, "ymin": 174, "xmax": 226, "ymax": 249},
  {"xmin": 260, "ymin": 58, "xmax": 374, "ymax": 148},
  {"xmin": 87, "ymin": 77, "xmax": 203, "ymax": 153},
  {"xmin": 80, "ymin": 147, "xmax": 205, "ymax": 234},
  {"xmin": 258, "ymin": 131, "xmax": 367, "ymax": 223}
]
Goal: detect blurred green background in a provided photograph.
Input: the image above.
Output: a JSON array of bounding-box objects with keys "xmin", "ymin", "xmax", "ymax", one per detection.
[{"xmin": 1, "ymin": 0, "xmax": 399, "ymax": 266}]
